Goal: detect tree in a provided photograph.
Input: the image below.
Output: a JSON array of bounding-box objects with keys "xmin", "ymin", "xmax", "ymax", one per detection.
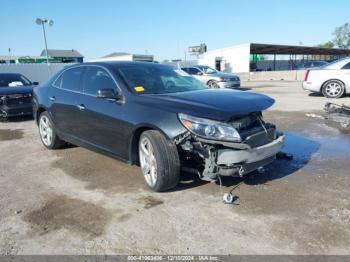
[
  {"xmin": 317, "ymin": 41, "xmax": 334, "ymax": 48},
  {"xmin": 333, "ymin": 22, "xmax": 350, "ymax": 49}
]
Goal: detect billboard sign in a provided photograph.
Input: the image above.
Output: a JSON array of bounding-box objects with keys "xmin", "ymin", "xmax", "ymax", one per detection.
[{"xmin": 188, "ymin": 43, "xmax": 207, "ymax": 54}]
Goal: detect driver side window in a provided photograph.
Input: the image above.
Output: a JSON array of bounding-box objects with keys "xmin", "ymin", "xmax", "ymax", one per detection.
[{"xmin": 83, "ymin": 66, "xmax": 116, "ymax": 96}]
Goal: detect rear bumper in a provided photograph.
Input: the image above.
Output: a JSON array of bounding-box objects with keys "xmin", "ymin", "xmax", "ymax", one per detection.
[
  {"xmin": 302, "ymin": 81, "xmax": 320, "ymax": 92},
  {"xmin": 218, "ymin": 80, "xmax": 240, "ymax": 89},
  {"xmin": 216, "ymin": 135, "xmax": 285, "ymax": 176},
  {"xmin": 0, "ymin": 104, "xmax": 33, "ymax": 118}
]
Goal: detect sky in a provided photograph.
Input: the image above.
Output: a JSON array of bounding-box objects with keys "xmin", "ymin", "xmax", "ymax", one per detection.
[{"xmin": 1, "ymin": 0, "xmax": 350, "ymax": 61}]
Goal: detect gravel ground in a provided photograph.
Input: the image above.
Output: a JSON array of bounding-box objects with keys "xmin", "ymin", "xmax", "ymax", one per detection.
[{"xmin": 0, "ymin": 81, "xmax": 349, "ymax": 255}]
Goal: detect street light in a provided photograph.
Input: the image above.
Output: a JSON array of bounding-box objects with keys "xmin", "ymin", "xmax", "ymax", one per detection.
[
  {"xmin": 8, "ymin": 48, "xmax": 11, "ymax": 63},
  {"xmin": 36, "ymin": 18, "xmax": 54, "ymax": 66}
]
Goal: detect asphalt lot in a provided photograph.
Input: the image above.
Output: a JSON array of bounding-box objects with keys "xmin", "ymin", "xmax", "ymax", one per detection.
[{"xmin": 1, "ymin": 81, "xmax": 350, "ymax": 255}]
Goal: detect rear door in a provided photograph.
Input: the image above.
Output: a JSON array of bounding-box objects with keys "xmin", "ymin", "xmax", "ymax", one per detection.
[
  {"xmin": 79, "ymin": 66, "xmax": 128, "ymax": 157},
  {"xmin": 49, "ymin": 66, "xmax": 85, "ymax": 138}
]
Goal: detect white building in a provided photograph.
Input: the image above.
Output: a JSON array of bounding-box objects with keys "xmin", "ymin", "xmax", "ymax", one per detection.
[
  {"xmin": 197, "ymin": 43, "xmax": 350, "ymax": 73},
  {"xmin": 198, "ymin": 43, "xmax": 251, "ymax": 73}
]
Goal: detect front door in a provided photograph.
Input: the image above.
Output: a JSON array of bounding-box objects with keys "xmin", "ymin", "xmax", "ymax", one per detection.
[{"xmin": 79, "ymin": 66, "xmax": 129, "ymax": 158}]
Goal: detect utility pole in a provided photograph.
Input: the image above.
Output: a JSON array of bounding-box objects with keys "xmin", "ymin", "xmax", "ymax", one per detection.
[
  {"xmin": 8, "ymin": 48, "xmax": 11, "ymax": 63},
  {"xmin": 36, "ymin": 18, "xmax": 54, "ymax": 74}
]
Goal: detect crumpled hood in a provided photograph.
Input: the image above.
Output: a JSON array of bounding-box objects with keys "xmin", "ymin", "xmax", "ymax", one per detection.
[
  {"xmin": 0, "ymin": 86, "xmax": 34, "ymax": 95},
  {"xmin": 141, "ymin": 89, "xmax": 275, "ymax": 122}
]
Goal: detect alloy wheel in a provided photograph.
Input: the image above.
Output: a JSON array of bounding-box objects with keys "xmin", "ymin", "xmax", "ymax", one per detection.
[
  {"xmin": 208, "ymin": 80, "xmax": 220, "ymax": 88},
  {"xmin": 39, "ymin": 115, "xmax": 53, "ymax": 146},
  {"xmin": 139, "ymin": 136, "xmax": 158, "ymax": 187},
  {"xmin": 325, "ymin": 82, "xmax": 342, "ymax": 98}
]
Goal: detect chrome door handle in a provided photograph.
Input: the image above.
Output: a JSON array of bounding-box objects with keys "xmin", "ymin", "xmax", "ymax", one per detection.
[
  {"xmin": 77, "ymin": 104, "xmax": 85, "ymax": 111},
  {"xmin": 49, "ymin": 96, "xmax": 56, "ymax": 102}
]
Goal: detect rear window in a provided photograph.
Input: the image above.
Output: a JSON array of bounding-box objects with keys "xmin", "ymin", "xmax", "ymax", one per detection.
[{"xmin": 342, "ymin": 62, "xmax": 350, "ymax": 69}]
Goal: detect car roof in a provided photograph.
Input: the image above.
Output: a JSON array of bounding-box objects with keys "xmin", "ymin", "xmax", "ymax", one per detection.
[
  {"xmin": 86, "ymin": 61, "xmax": 167, "ymax": 67},
  {"xmin": 0, "ymin": 73, "xmax": 22, "ymax": 76},
  {"xmin": 65, "ymin": 61, "xmax": 173, "ymax": 71}
]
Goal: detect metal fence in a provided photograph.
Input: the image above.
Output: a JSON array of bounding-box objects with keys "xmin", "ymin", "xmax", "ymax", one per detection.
[{"xmin": 0, "ymin": 63, "xmax": 73, "ymax": 83}]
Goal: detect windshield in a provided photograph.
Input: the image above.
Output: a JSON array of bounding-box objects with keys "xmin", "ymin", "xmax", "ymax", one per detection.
[
  {"xmin": 0, "ymin": 74, "xmax": 32, "ymax": 87},
  {"xmin": 196, "ymin": 65, "xmax": 217, "ymax": 74},
  {"xmin": 116, "ymin": 64, "xmax": 208, "ymax": 94}
]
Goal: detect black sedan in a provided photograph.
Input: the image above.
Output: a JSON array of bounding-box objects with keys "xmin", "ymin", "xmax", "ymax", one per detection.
[
  {"xmin": 33, "ymin": 62, "xmax": 284, "ymax": 192},
  {"xmin": 0, "ymin": 73, "xmax": 37, "ymax": 119}
]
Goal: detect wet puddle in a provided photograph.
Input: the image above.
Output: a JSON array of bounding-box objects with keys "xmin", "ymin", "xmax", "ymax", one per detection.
[
  {"xmin": 265, "ymin": 110, "xmax": 350, "ymax": 162},
  {"xmin": 0, "ymin": 129, "xmax": 24, "ymax": 141},
  {"xmin": 24, "ymin": 195, "xmax": 111, "ymax": 237}
]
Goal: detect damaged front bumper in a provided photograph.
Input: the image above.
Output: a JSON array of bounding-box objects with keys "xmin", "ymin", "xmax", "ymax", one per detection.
[
  {"xmin": 0, "ymin": 93, "xmax": 33, "ymax": 118},
  {"xmin": 216, "ymin": 135, "xmax": 284, "ymax": 176},
  {"xmin": 177, "ymin": 126, "xmax": 285, "ymax": 181}
]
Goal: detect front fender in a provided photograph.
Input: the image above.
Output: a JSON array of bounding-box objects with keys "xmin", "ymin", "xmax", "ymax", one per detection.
[{"xmin": 128, "ymin": 116, "xmax": 187, "ymax": 165}]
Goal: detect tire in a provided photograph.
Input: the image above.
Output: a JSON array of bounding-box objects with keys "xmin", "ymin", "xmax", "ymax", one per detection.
[
  {"xmin": 139, "ymin": 130, "xmax": 180, "ymax": 192},
  {"xmin": 207, "ymin": 80, "xmax": 220, "ymax": 89},
  {"xmin": 322, "ymin": 80, "xmax": 345, "ymax": 98},
  {"xmin": 38, "ymin": 111, "xmax": 65, "ymax": 149}
]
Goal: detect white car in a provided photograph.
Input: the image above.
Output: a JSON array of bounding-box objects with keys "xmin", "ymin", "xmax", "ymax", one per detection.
[
  {"xmin": 303, "ymin": 57, "xmax": 350, "ymax": 98},
  {"xmin": 181, "ymin": 65, "xmax": 240, "ymax": 89}
]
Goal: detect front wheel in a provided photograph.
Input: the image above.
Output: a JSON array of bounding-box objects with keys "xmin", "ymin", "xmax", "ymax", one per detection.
[
  {"xmin": 207, "ymin": 80, "xmax": 220, "ymax": 89},
  {"xmin": 38, "ymin": 111, "xmax": 65, "ymax": 149},
  {"xmin": 322, "ymin": 80, "xmax": 345, "ymax": 98},
  {"xmin": 139, "ymin": 130, "xmax": 180, "ymax": 192}
]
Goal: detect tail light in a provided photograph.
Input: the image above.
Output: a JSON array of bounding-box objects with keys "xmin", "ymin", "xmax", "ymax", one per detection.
[{"xmin": 304, "ymin": 69, "xmax": 310, "ymax": 81}]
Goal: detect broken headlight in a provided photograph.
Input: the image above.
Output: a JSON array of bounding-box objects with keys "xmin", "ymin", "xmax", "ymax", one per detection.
[{"xmin": 178, "ymin": 113, "xmax": 241, "ymax": 142}]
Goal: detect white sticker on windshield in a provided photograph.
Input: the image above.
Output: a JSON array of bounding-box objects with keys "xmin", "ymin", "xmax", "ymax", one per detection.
[
  {"xmin": 8, "ymin": 81, "xmax": 23, "ymax": 87},
  {"xmin": 175, "ymin": 69, "xmax": 190, "ymax": 77}
]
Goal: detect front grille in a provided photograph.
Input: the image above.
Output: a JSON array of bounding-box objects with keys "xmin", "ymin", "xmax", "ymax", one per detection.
[{"xmin": 5, "ymin": 94, "xmax": 32, "ymax": 106}]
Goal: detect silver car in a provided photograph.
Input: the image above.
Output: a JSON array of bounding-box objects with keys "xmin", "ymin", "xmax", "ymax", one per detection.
[{"xmin": 181, "ymin": 65, "xmax": 240, "ymax": 88}]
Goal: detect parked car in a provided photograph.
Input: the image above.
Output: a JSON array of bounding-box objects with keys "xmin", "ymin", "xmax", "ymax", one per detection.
[
  {"xmin": 303, "ymin": 57, "xmax": 350, "ymax": 98},
  {"xmin": 33, "ymin": 62, "xmax": 284, "ymax": 192},
  {"xmin": 293, "ymin": 60, "xmax": 328, "ymax": 70},
  {"xmin": 0, "ymin": 73, "xmax": 37, "ymax": 119},
  {"xmin": 181, "ymin": 65, "xmax": 240, "ymax": 89}
]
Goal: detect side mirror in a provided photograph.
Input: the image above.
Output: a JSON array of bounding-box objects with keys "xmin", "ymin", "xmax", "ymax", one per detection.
[
  {"xmin": 96, "ymin": 89, "xmax": 121, "ymax": 100},
  {"xmin": 196, "ymin": 71, "xmax": 203, "ymax": 76},
  {"xmin": 32, "ymin": 82, "xmax": 39, "ymax": 85}
]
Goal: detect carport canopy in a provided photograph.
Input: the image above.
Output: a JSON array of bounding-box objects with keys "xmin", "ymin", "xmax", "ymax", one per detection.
[{"xmin": 250, "ymin": 43, "xmax": 350, "ymax": 55}]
